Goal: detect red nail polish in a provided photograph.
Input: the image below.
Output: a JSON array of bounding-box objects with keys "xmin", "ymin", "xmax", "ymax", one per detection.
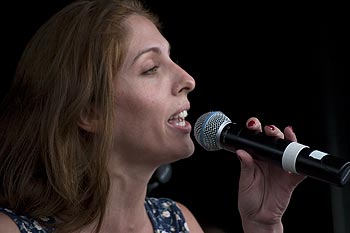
[
  {"xmin": 248, "ymin": 120, "xmax": 255, "ymax": 127},
  {"xmin": 267, "ymin": 125, "xmax": 275, "ymax": 130}
]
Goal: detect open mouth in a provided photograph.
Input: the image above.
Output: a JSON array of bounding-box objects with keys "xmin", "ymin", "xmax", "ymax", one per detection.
[{"xmin": 168, "ymin": 110, "xmax": 188, "ymax": 127}]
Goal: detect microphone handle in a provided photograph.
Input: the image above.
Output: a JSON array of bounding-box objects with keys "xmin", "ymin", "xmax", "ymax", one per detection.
[{"xmin": 220, "ymin": 123, "xmax": 350, "ymax": 187}]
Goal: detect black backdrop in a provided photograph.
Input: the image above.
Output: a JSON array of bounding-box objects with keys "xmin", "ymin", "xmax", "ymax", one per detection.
[{"xmin": 2, "ymin": 1, "xmax": 349, "ymax": 233}]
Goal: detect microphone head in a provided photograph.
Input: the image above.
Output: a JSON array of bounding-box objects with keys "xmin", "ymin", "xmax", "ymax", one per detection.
[{"xmin": 194, "ymin": 111, "xmax": 231, "ymax": 151}]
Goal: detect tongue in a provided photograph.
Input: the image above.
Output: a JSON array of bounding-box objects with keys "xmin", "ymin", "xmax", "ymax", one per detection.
[{"xmin": 168, "ymin": 118, "xmax": 181, "ymax": 125}]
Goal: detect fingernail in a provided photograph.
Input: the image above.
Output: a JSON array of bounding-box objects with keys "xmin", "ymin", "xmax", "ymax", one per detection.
[
  {"xmin": 287, "ymin": 125, "xmax": 294, "ymax": 133},
  {"xmin": 267, "ymin": 125, "xmax": 275, "ymax": 131},
  {"xmin": 248, "ymin": 120, "xmax": 255, "ymax": 127}
]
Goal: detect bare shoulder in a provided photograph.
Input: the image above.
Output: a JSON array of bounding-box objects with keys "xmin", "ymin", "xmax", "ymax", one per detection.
[
  {"xmin": 0, "ymin": 212, "xmax": 20, "ymax": 233},
  {"xmin": 176, "ymin": 201, "xmax": 204, "ymax": 233}
]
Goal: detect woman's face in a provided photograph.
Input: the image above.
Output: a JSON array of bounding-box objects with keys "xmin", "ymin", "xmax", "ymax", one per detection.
[{"xmin": 112, "ymin": 15, "xmax": 195, "ymax": 166}]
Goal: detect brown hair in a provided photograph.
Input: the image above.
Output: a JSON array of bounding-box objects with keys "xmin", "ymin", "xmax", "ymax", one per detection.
[{"xmin": 0, "ymin": 0, "xmax": 159, "ymax": 232}]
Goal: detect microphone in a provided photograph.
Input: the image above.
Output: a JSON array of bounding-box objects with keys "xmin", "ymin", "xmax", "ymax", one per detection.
[{"xmin": 194, "ymin": 111, "xmax": 350, "ymax": 186}]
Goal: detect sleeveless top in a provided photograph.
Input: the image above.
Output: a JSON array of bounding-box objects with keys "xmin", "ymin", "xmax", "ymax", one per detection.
[{"xmin": 0, "ymin": 197, "xmax": 190, "ymax": 233}]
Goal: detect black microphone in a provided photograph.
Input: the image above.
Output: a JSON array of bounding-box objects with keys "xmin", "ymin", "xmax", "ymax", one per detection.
[{"xmin": 194, "ymin": 111, "xmax": 350, "ymax": 186}]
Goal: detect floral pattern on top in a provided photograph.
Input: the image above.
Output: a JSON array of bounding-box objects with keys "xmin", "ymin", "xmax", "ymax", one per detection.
[
  {"xmin": 0, "ymin": 207, "xmax": 54, "ymax": 232},
  {"xmin": 145, "ymin": 197, "xmax": 190, "ymax": 233},
  {"xmin": 0, "ymin": 197, "xmax": 189, "ymax": 233}
]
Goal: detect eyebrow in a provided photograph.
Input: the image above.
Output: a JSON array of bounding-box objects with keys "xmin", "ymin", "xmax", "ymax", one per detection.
[{"xmin": 132, "ymin": 44, "xmax": 171, "ymax": 65}]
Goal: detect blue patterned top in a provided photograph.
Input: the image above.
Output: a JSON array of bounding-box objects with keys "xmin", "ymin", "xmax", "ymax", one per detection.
[
  {"xmin": 145, "ymin": 197, "xmax": 190, "ymax": 233},
  {"xmin": 0, "ymin": 197, "xmax": 189, "ymax": 233}
]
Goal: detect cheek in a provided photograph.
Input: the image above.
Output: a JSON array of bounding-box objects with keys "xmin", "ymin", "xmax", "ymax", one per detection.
[
  {"xmin": 114, "ymin": 88, "xmax": 158, "ymax": 128},
  {"xmin": 112, "ymin": 92, "xmax": 144, "ymax": 146},
  {"xmin": 113, "ymin": 77, "xmax": 167, "ymax": 131},
  {"xmin": 114, "ymin": 90, "xmax": 144, "ymax": 117},
  {"xmin": 112, "ymin": 92, "xmax": 161, "ymax": 152}
]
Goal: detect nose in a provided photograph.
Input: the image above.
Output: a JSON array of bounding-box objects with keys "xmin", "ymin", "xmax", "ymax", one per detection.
[{"xmin": 172, "ymin": 62, "xmax": 196, "ymax": 95}]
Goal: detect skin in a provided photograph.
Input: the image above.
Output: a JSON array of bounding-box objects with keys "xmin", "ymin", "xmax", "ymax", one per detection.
[
  {"xmin": 0, "ymin": 14, "xmax": 305, "ymax": 233},
  {"xmin": 237, "ymin": 119, "xmax": 305, "ymax": 233},
  {"xmin": 80, "ymin": 14, "xmax": 199, "ymax": 232}
]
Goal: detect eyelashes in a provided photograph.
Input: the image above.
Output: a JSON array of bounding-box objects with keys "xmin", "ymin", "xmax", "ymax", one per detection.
[
  {"xmin": 141, "ymin": 57, "xmax": 180, "ymax": 76},
  {"xmin": 142, "ymin": 66, "xmax": 159, "ymax": 75}
]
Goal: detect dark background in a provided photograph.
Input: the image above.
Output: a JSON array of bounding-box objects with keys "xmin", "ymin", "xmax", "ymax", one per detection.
[{"xmin": 2, "ymin": 1, "xmax": 349, "ymax": 233}]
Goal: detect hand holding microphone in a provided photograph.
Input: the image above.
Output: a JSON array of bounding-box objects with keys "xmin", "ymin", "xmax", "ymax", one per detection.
[{"xmin": 194, "ymin": 111, "xmax": 350, "ymax": 186}]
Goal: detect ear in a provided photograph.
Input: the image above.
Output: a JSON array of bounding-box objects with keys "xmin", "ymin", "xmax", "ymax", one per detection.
[{"xmin": 78, "ymin": 108, "xmax": 99, "ymax": 133}]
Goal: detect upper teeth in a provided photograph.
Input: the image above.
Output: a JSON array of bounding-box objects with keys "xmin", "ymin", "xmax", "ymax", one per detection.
[
  {"xmin": 172, "ymin": 110, "xmax": 187, "ymax": 120},
  {"xmin": 170, "ymin": 110, "xmax": 188, "ymax": 126},
  {"xmin": 169, "ymin": 110, "xmax": 188, "ymax": 120},
  {"xmin": 178, "ymin": 110, "xmax": 188, "ymax": 119}
]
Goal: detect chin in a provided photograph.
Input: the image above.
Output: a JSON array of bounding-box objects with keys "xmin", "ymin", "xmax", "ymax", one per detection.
[
  {"xmin": 167, "ymin": 145, "xmax": 194, "ymax": 162},
  {"xmin": 181, "ymin": 143, "xmax": 195, "ymax": 158}
]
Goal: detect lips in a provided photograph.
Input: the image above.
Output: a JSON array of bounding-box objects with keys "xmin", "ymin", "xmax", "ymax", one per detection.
[{"xmin": 168, "ymin": 110, "xmax": 188, "ymax": 127}]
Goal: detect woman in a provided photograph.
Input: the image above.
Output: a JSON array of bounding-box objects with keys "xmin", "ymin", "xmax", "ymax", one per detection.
[{"xmin": 0, "ymin": 0, "xmax": 305, "ymax": 232}]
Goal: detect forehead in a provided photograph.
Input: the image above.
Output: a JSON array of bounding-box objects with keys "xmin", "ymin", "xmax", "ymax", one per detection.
[{"xmin": 123, "ymin": 14, "xmax": 169, "ymax": 54}]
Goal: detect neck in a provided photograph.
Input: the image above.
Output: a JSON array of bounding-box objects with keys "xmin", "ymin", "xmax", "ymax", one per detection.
[
  {"xmin": 104, "ymin": 170, "xmax": 153, "ymax": 232},
  {"xmin": 78, "ymin": 167, "xmax": 155, "ymax": 233}
]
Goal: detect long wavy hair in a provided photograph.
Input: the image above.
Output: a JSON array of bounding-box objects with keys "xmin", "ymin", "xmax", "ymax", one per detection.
[{"xmin": 0, "ymin": 0, "xmax": 160, "ymax": 232}]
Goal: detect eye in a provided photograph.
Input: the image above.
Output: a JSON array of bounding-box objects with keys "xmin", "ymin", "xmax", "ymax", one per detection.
[{"xmin": 143, "ymin": 66, "xmax": 159, "ymax": 75}]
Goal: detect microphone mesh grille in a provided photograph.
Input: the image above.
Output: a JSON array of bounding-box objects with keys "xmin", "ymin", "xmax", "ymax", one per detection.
[{"xmin": 194, "ymin": 111, "xmax": 231, "ymax": 151}]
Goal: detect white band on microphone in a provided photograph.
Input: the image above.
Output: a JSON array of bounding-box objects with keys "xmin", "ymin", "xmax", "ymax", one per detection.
[
  {"xmin": 282, "ymin": 142, "xmax": 308, "ymax": 174},
  {"xmin": 309, "ymin": 150, "xmax": 328, "ymax": 160}
]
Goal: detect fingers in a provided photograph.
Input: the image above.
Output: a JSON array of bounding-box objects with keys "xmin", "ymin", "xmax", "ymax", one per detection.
[
  {"xmin": 264, "ymin": 124, "xmax": 297, "ymax": 142},
  {"xmin": 237, "ymin": 117, "xmax": 297, "ymax": 164},
  {"xmin": 263, "ymin": 124, "xmax": 284, "ymax": 139},
  {"xmin": 236, "ymin": 117, "xmax": 263, "ymax": 181},
  {"xmin": 237, "ymin": 117, "xmax": 303, "ymax": 190},
  {"xmin": 236, "ymin": 148, "xmax": 255, "ymax": 190},
  {"xmin": 237, "ymin": 118, "xmax": 297, "ymax": 188},
  {"xmin": 245, "ymin": 117, "xmax": 297, "ymax": 142},
  {"xmin": 284, "ymin": 126, "xmax": 297, "ymax": 142},
  {"xmin": 245, "ymin": 117, "xmax": 262, "ymax": 132}
]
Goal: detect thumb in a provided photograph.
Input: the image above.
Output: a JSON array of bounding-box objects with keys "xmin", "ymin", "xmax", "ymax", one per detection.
[{"xmin": 236, "ymin": 149, "xmax": 256, "ymax": 189}]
